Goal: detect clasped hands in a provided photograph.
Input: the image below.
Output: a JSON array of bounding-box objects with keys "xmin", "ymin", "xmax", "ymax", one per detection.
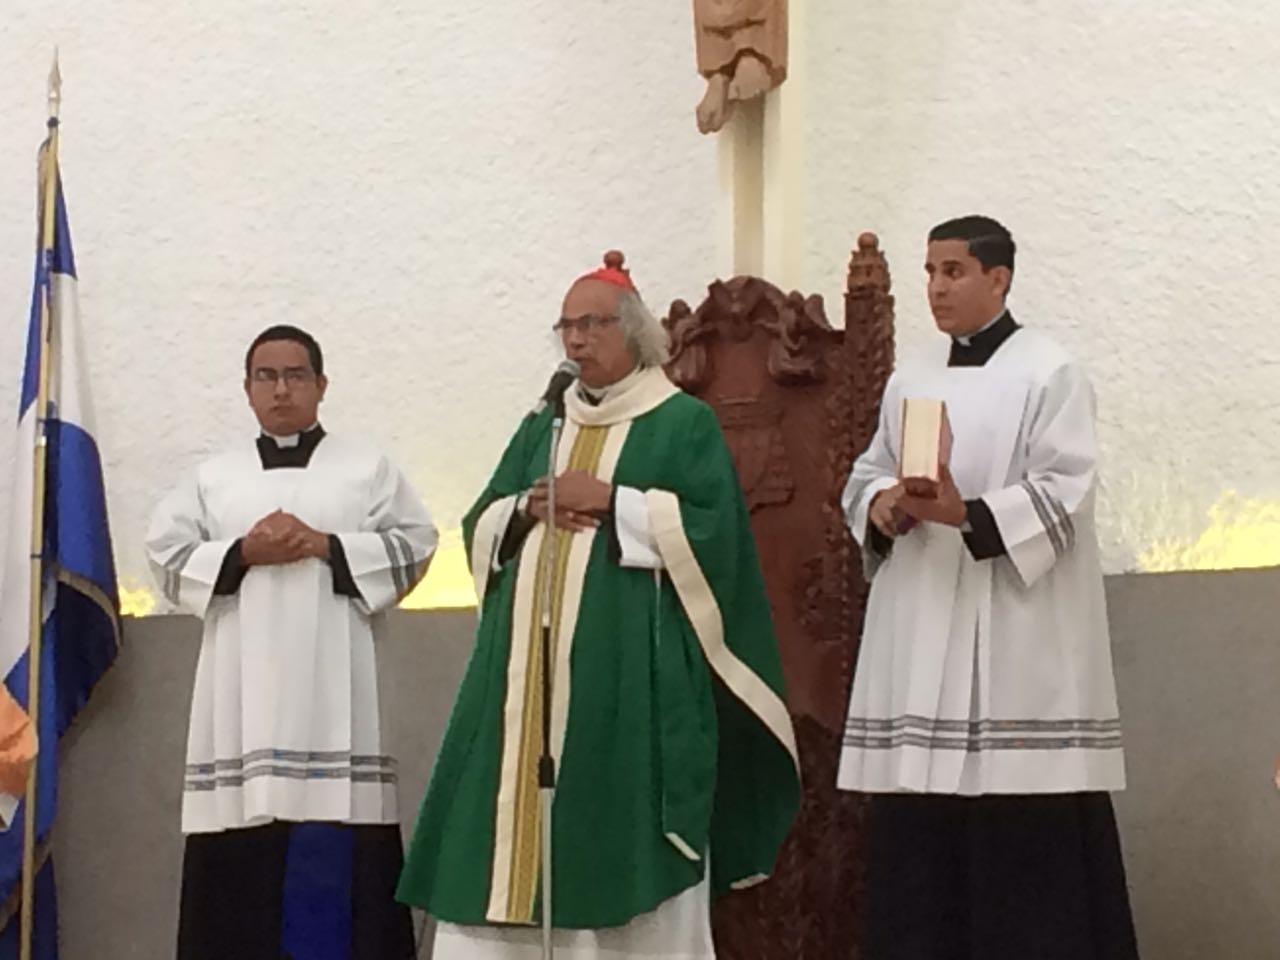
[
  {"xmin": 241, "ymin": 509, "xmax": 330, "ymax": 566},
  {"xmin": 526, "ymin": 470, "xmax": 612, "ymax": 533},
  {"xmin": 868, "ymin": 465, "xmax": 967, "ymax": 539}
]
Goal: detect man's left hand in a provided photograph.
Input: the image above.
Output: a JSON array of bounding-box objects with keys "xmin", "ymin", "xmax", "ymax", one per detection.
[
  {"xmin": 531, "ymin": 470, "xmax": 612, "ymax": 517},
  {"xmin": 898, "ymin": 465, "xmax": 967, "ymax": 528}
]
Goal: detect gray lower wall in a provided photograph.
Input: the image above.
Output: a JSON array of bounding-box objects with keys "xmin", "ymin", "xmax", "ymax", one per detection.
[
  {"xmin": 51, "ymin": 569, "xmax": 1280, "ymax": 958},
  {"xmin": 1106, "ymin": 568, "xmax": 1280, "ymax": 958}
]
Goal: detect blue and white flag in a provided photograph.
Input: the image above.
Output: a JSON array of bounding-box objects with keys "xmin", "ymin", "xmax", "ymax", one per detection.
[{"xmin": 0, "ymin": 144, "xmax": 120, "ymax": 958}]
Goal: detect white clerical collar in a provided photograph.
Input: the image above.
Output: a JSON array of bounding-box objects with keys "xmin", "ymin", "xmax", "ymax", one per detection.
[
  {"xmin": 954, "ymin": 308, "xmax": 1008, "ymax": 347},
  {"xmin": 262, "ymin": 422, "xmax": 320, "ymax": 448},
  {"xmin": 565, "ymin": 366, "xmax": 678, "ymax": 427}
]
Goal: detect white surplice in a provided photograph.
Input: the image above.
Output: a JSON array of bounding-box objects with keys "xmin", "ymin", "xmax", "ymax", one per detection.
[
  {"xmin": 838, "ymin": 329, "xmax": 1125, "ymax": 796},
  {"xmin": 146, "ymin": 432, "xmax": 438, "ymax": 833}
]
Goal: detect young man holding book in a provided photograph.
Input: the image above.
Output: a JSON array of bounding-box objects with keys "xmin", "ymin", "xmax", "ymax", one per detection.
[{"xmin": 838, "ymin": 215, "xmax": 1140, "ymax": 959}]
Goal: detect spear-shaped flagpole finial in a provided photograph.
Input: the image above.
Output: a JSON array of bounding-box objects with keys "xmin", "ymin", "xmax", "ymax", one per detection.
[{"xmin": 47, "ymin": 48, "xmax": 62, "ymax": 121}]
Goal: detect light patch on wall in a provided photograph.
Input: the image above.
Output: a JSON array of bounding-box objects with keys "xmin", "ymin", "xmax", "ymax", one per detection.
[
  {"xmin": 401, "ymin": 531, "xmax": 479, "ymax": 611},
  {"xmin": 1139, "ymin": 492, "xmax": 1280, "ymax": 572},
  {"xmin": 119, "ymin": 579, "xmax": 157, "ymax": 618}
]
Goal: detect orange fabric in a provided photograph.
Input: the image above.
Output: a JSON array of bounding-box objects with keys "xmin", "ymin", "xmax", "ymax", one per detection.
[{"xmin": 0, "ymin": 685, "xmax": 35, "ymax": 799}]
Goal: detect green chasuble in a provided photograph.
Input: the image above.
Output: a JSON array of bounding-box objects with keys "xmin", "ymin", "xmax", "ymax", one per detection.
[{"xmin": 397, "ymin": 366, "xmax": 800, "ymax": 928}]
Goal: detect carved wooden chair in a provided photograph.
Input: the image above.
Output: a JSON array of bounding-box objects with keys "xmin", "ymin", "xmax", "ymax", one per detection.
[{"xmin": 663, "ymin": 233, "xmax": 896, "ymax": 960}]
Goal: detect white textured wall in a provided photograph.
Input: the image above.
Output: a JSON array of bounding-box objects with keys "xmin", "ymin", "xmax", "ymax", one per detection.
[
  {"xmin": 0, "ymin": 1, "xmax": 718, "ymax": 606},
  {"xmin": 804, "ymin": 1, "xmax": 1280, "ymax": 572},
  {"xmin": 3, "ymin": 1, "xmax": 1278, "ymax": 600}
]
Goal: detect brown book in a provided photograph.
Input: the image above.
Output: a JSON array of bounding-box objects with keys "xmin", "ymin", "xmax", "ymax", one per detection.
[{"xmin": 899, "ymin": 398, "xmax": 952, "ymax": 498}]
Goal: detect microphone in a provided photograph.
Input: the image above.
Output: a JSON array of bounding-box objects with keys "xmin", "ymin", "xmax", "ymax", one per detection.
[{"xmin": 533, "ymin": 359, "xmax": 581, "ymax": 415}]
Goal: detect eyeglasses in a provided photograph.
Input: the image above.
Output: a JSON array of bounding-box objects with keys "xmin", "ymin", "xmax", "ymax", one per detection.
[
  {"xmin": 250, "ymin": 367, "xmax": 316, "ymax": 388},
  {"xmin": 552, "ymin": 314, "xmax": 618, "ymax": 337}
]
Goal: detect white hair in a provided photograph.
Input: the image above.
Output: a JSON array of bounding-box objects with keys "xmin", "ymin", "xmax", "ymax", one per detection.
[{"xmin": 618, "ymin": 290, "xmax": 669, "ymax": 368}]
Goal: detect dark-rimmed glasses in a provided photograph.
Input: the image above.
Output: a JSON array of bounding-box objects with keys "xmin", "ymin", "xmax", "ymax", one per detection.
[{"xmin": 552, "ymin": 315, "xmax": 618, "ymax": 337}]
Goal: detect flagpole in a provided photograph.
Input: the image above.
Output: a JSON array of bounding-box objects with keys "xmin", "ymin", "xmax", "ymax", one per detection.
[{"xmin": 20, "ymin": 50, "xmax": 62, "ymax": 960}]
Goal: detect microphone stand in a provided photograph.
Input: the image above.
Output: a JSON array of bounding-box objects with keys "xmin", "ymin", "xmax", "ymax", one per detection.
[{"xmin": 538, "ymin": 388, "xmax": 567, "ymax": 960}]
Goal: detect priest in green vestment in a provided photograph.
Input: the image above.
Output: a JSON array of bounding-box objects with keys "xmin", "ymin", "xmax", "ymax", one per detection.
[{"xmin": 398, "ymin": 252, "xmax": 800, "ymax": 958}]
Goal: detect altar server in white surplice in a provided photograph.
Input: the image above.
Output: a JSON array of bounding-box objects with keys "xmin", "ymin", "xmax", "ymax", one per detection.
[
  {"xmin": 147, "ymin": 324, "xmax": 437, "ymax": 960},
  {"xmin": 838, "ymin": 217, "xmax": 1140, "ymax": 960}
]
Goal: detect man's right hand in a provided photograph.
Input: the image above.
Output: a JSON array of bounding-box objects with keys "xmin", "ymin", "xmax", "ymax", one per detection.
[
  {"xmin": 525, "ymin": 497, "xmax": 599, "ymax": 534},
  {"xmin": 868, "ymin": 484, "xmax": 909, "ymax": 538}
]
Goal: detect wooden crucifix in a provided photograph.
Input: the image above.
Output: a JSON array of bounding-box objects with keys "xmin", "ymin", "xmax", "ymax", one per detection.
[{"xmin": 694, "ymin": 0, "xmax": 788, "ymax": 134}]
